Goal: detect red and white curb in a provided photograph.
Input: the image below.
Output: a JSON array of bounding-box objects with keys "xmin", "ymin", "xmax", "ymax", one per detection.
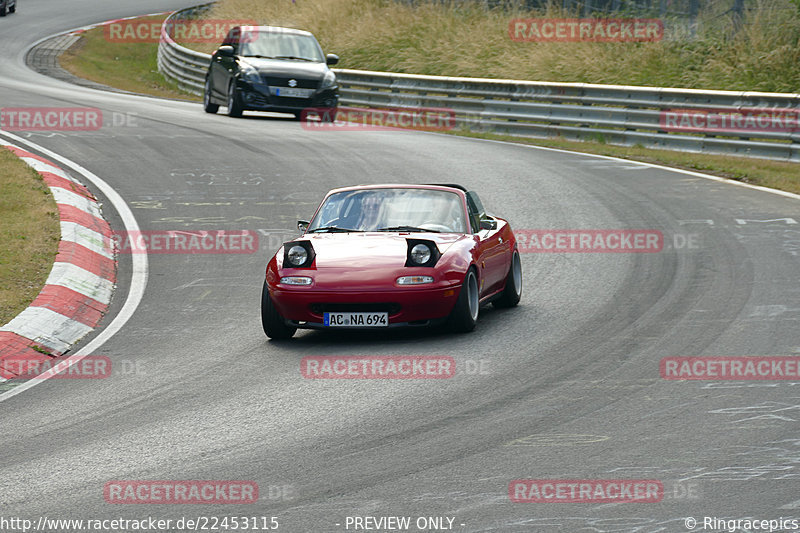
[{"xmin": 0, "ymin": 142, "xmax": 116, "ymax": 381}]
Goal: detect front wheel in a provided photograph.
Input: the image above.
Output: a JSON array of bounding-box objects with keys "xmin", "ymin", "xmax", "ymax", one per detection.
[
  {"xmin": 261, "ymin": 283, "xmax": 296, "ymax": 339},
  {"xmin": 8, "ymin": 2, "xmax": 14, "ymax": 13},
  {"xmin": 0, "ymin": 3, "xmax": 7, "ymax": 16},
  {"xmin": 447, "ymin": 269, "xmax": 479, "ymax": 333},
  {"xmin": 203, "ymin": 77, "xmax": 219, "ymax": 114},
  {"xmin": 227, "ymin": 81, "xmax": 243, "ymax": 118},
  {"xmin": 494, "ymin": 251, "xmax": 522, "ymax": 308}
]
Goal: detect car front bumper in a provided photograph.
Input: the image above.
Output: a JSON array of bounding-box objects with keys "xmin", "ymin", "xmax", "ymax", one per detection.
[
  {"xmin": 269, "ymin": 284, "xmax": 461, "ymax": 328},
  {"xmin": 236, "ymin": 80, "xmax": 338, "ymax": 113}
]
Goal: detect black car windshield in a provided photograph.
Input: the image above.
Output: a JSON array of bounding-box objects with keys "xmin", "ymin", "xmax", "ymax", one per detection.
[
  {"xmin": 308, "ymin": 188, "xmax": 468, "ymax": 233},
  {"xmin": 240, "ymin": 31, "xmax": 325, "ymax": 62}
]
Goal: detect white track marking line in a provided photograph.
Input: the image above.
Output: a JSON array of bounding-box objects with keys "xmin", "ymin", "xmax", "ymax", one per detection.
[
  {"xmin": 781, "ymin": 498, "xmax": 800, "ymax": 509},
  {"xmin": 0, "ymin": 132, "xmax": 148, "ymax": 402}
]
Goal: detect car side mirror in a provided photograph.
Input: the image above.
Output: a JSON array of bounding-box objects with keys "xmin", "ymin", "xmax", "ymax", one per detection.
[
  {"xmin": 216, "ymin": 45, "xmax": 235, "ymax": 57},
  {"xmin": 297, "ymin": 220, "xmax": 310, "ymax": 232},
  {"xmin": 480, "ymin": 219, "xmax": 497, "ymax": 231},
  {"xmin": 326, "ymin": 54, "xmax": 339, "ymax": 66}
]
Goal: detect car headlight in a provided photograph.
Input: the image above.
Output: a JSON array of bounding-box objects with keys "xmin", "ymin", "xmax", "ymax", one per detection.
[
  {"xmin": 283, "ymin": 240, "xmax": 315, "ymax": 268},
  {"xmin": 404, "ymin": 239, "xmax": 440, "ymax": 267},
  {"xmin": 410, "ymin": 243, "xmax": 431, "ymax": 265},
  {"xmin": 240, "ymin": 64, "xmax": 261, "ymax": 84},
  {"xmin": 320, "ymin": 70, "xmax": 336, "ymax": 89},
  {"xmin": 286, "ymin": 245, "xmax": 308, "ymax": 266}
]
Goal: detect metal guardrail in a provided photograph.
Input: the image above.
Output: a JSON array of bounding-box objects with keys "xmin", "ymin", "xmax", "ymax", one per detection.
[{"xmin": 157, "ymin": 6, "xmax": 800, "ymax": 162}]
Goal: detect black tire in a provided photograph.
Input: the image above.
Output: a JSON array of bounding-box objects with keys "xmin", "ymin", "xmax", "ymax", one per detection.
[
  {"xmin": 447, "ymin": 269, "xmax": 479, "ymax": 333},
  {"xmin": 494, "ymin": 251, "xmax": 522, "ymax": 308},
  {"xmin": 227, "ymin": 81, "xmax": 243, "ymax": 118},
  {"xmin": 0, "ymin": 3, "xmax": 7, "ymax": 16},
  {"xmin": 8, "ymin": 2, "xmax": 13, "ymax": 13},
  {"xmin": 203, "ymin": 77, "xmax": 219, "ymax": 114},
  {"xmin": 261, "ymin": 283, "xmax": 296, "ymax": 339}
]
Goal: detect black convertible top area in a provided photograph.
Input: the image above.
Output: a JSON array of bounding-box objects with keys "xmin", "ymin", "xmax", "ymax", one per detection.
[{"xmin": 426, "ymin": 183, "xmax": 467, "ymax": 191}]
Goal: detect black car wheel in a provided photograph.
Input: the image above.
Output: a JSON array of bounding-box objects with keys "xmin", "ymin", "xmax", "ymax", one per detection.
[
  {"xmin": 261, "ymin": 283, "xmax": 296, "ymax": 339},
  {"xmin": 227, "ymin": 81, "xmax": 243, "ymax": 118},
  {"xmin": 448, "ymin": 269, "xmax": 479, "ymax": 333},
  {"xmin": 494, "ymin": 251, "xmax": 522, "ymax": 308},
  {"xmin": 0, "ymin": 3, "xmax": 7, "ymax": 16},
  {"xmin": 203, "ymin": 77, "xmax": 219, "ymax": 114},
  {"xmin": 8, "ymin": 1, "xmax": 13, "ymax": 12}
]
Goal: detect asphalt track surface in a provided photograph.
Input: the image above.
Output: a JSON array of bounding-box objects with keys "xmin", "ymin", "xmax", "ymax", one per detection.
[{"xmin": 1, "ymin": 2, "xmax": 800, "ymax": 532}]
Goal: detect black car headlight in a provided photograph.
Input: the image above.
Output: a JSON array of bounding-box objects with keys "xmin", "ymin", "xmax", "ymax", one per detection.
[
  {"xmin": 320, "ymin": 70, "xmax": 336, "ymax": 90},
  {"xmin": 405, "ymin": 239, "xmax": 440, "ymax": 267},
  {"xmin": 240, "ymin": 65, "xmax": 261, "ymax": 84},
  {"xmin": 283, "ymin": 240, "xmax": 315, "ymax": 268}
]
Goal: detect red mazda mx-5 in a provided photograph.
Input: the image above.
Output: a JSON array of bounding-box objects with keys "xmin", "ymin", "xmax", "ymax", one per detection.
[{"xmin": 261, "ymin": 184, "xmax": 522, "ymax": 339}]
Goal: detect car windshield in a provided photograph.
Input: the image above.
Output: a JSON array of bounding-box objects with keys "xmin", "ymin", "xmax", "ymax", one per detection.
[
  {"xmin": 240, "ymin": 31, "xmax": 325, "ymax": 62},
  {"xmin": 308, "ymin": 188, "xmax": 468, "ymax": 233}
]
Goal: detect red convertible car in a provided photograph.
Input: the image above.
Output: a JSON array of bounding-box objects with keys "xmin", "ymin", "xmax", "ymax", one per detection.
[{"xmin": 261, "ymin": 184, "xmax": 522, "ymax": 339}]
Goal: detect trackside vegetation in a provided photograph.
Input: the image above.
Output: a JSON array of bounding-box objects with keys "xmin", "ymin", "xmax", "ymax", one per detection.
[{"xmin": 0, "ymin": 148, "xmax": 60, "ymax": 325}]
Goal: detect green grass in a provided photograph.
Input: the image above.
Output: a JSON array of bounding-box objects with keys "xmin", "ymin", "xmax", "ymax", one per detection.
[
  {"xmin": 0, "ymin": 148, "xmax": 60, "ymax": 326},
  {"xmin": 59, "ymin": 14, "xmax": 200, "ymax": 101}
]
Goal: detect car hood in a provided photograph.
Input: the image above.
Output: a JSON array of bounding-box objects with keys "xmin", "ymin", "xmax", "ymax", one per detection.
[
  {"xmin": 292, "ymin": 233, "xmax": 464, "ymax": 268},
  {"xmin": 239, "ymin": 57, "xmax": 328, "ymax": 79}
]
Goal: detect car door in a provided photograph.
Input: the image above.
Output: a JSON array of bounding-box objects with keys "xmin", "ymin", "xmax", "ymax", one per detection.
[{"xmin": 467, "ymin": 192, "xmax": 508, "ymax": 296}]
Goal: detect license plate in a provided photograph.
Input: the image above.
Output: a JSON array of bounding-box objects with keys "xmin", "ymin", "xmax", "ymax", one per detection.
[
  {"xmin": 323, "ymin": 312, "xmax": 388, "ymax": 327},
  {"xmin": 274, "ymin": 87, "xmax": 313, "ymax": 98}
]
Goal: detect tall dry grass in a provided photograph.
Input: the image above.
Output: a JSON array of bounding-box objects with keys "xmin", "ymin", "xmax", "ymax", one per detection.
[{"xmin": 196, "ymin": 0, "xmax": 800, "ymax": 91}]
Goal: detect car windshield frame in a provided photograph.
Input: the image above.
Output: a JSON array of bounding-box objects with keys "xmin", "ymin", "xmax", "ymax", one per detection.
[
  {"xmin": 307, "ymin": 188, "xmax": 469, "ymax": 234},
  {"xmin": 239, "ymin": 31, "xmax": 325, "ymax": 63}
]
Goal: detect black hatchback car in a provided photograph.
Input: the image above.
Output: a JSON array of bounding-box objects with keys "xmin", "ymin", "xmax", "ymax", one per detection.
[
  {"xmin": 0, "ymin": 0, "xmax": 16, "ymax": 16},
  {"xmin": 204, "ymin": 26, "xmax": 339, "ymax": 119}
]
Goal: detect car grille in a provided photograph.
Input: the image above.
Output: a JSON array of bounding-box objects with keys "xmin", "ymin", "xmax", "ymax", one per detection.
[
  {"xmin": 262, "ymin": 76, "xmax": 319, "ymax": 89},
  {"xmin": 310, "ymin": 303, "xmax": 402, "ymax": 315},
  {"xmin": 273, "ymin": 96, "xmax": 315, "ymax": 106}
]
